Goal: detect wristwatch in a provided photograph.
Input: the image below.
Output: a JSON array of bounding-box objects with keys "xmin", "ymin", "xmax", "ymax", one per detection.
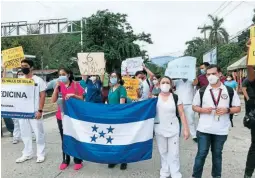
[
  {"xmin": 227, "ymin": 108, "xmax": 231, "ymax": 113},
  {"xmin": 38, "ymin": 110, "xmax": 43, "ymax": 113}
]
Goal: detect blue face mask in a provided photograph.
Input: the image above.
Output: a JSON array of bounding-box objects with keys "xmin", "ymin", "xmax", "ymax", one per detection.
[
  {"xmin": 110, "ymin": 77, "xmax": 118, "ymax": 85},
  {"xmin": 58, "ymin": 76, "xmax": 68, "ymax": 83},
  {"xmin": 200, "ymin": 69, "xmax": 206, "ymax": 75}
]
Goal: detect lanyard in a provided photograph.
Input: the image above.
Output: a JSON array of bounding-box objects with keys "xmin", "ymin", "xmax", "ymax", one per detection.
[{"xmin": 209, "ymin": 88, "xmax": 222, "ymax": 108}]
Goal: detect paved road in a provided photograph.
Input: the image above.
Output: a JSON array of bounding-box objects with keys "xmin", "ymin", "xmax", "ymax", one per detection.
[{"xmin": 1, "ymin": 101, "xmax": 251, "ymax": 178}]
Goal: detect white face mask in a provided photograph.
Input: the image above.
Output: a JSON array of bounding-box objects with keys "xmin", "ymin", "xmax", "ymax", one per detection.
[
  {"xmin": 207, "ymin": 75, "xmax": 219, "ymax": 85},
  {"xmin": 152, "ymin": 80, "xmax": 158, "ymax": 85},
  {"xmin": 227, "ymin": 77, "xmax": 231, "ymax": 81},
  {"xmin": 160, "ymin": 84, "xmax": 171, "ymax": 93},
  {"xmin": 90, "ymin": 76, "xmax": 97, "ymax": 82}
]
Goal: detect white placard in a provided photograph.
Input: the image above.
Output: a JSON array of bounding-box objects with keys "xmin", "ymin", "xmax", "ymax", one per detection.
[
  {"xmin": 121, "ymin": 57, "xmax": 144, "ymax": 75},
  {"xmin": 165, "ymin": 56, "xmax": 197, "ymax": 81},
  {"xmin": 203, "ymin": 47, "xmax": 217, "ymax": 64},
  {"xmin": 77, "ymin": 53, "xmax": 106, "ymax": 75},
  {"xmin": 1, "ymin": 78, "xmax": 35, "ymax": 118}
]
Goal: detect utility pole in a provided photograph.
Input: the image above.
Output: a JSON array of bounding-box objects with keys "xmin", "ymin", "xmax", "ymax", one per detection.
[
  {"xmin": 80, "ymin": 18, "xmax": 84, "ymax": 52},
  {"xmin": 198, "ymin": 24, "xmax": 207, "ymax": 40}
]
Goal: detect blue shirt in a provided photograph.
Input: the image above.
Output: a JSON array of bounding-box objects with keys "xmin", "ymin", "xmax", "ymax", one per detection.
[
  {"xmin": 224, "ymin": 80, "xmax": 237, "ymax": 89},
  {"xmin": 85, "ymin": 79, "xmax": 102, "ymax": 103}
]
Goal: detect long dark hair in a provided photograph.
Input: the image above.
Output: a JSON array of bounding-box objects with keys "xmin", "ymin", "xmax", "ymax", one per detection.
[
  {"xmin": 58, "ymin": 68, "xmax": 74, "ymax": 83},
  {"xmin": 110, "ymin": 71, "xmax": 124, "ymax": 85},
  {"xmin": 159, "ymin": 76, "xmax": 174, "ymax": 93}
]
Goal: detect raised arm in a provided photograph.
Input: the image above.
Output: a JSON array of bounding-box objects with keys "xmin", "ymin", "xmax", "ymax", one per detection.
[{"xmin": 143, "ymin": 64, "xmax": 154, "ymax": 79}]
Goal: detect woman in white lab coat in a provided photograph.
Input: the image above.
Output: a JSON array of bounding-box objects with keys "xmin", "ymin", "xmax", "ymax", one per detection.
[{"xmin": 154, "ymin": 76, "xmax": 190, "ymax": 178}]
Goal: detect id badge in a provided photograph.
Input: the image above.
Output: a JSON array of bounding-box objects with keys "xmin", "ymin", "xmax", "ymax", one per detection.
[{"xmin": 214, "ymin": 114, "xmax": 220, "ymax": 121}]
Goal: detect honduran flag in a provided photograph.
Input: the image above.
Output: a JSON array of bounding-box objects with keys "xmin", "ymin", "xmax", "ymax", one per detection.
[{"xmin": 62, "ymin": 98, "xmax": 157, "ymax": 164}]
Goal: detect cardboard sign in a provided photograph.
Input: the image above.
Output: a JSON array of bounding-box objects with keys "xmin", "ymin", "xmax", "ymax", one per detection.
[
  {"xmin": 2, "ymin": 46, "xmax": 25, "ymax": 69},
  {"xmin": 77, "ymin": 53, "xmax": 105, "ymax": 75},
  {"xmin": 1, "ymin": 78, "xmax": 35, "ymax": 118},
  {"xmin": 123, "ymin": 77, "xmax": 140, "ymax": 100},
  {"xmin": 248, "ymin": 26, "xmax": 255, "ymax": 66},
  {"xmin": 165, "ymin": 56, "xmax": 197, "ymax": 81},
  {"xmin": 121, "ymin": 57, "xmax": 143, "ymax": 75}
]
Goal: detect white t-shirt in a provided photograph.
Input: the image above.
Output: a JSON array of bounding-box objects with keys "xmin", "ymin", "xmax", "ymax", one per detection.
[
  {"xmin": 139, "ymin": 79, "xmax": 151, "ymax": 101},
  {"xmin": 154, "ymin": 94, "xmax": 182, "ymax": 137},
  {"xmin": 193, "ymin": 84, "xmax": 241, "ymax": 135},
  {"xmin": 174, "ymin": 79, "xmax": 194, "ymax": 105},
  {"xmin": 22, "ymin": 75, "xmax": 47, "ymax": 112}
]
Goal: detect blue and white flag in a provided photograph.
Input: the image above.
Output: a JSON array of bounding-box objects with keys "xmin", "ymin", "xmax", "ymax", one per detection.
[{"xmin": 62, "ymin": 98, "xmax": 157, "ymax": 164}]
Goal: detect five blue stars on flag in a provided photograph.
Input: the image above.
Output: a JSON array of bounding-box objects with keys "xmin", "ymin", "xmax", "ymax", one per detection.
[{"xmin": 90, "ymin": 124, "xmax": 114, "ymax": 144}]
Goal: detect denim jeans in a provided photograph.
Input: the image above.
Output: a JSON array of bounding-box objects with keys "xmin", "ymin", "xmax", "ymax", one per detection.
[
  {"xmin": 2, "ymin": 118, "xmax": 14, "ymax": 133},
  {"xmin": 245, "ymin": 128, "xmax": 255, "ymax": 176},
  {"xmin": 192, "ymin": 131, "xmax": 227, "ymax": 178}
]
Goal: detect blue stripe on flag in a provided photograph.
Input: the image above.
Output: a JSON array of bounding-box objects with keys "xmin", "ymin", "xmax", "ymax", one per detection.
[
  {"xmin": 63, "ymin": 135, "xmax": 153, "ymax": 164},
  {"xmin": 1, "ymin": 111, "xmax": 35, "ymax": 119},
  {"xmin": 63, "ymin": 98, "xmax": 157, "ymax": 124}
]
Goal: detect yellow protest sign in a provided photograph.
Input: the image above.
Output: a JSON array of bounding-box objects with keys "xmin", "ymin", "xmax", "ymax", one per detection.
[
  {"xmin": 123, "ymin": 77, "xmax": 140, "ymax": 100},
  {"xmin": 2, "ymin": 46, "xmax": 25, "ymax": 69},
  {"xmin": 248, "ymin": 26, "xmax": 255, "ymax": 66}
]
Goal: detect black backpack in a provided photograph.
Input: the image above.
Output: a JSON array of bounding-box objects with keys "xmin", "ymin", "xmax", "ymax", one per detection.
[
  {"xmin": 173, "ymin": 93, "xmax": 182, "ymax": 134},
  {"xmin": 199, "ymin": 85, "xmax": 234, "ymax": 127}
]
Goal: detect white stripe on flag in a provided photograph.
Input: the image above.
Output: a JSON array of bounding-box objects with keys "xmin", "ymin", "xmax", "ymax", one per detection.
[{"xmin": 63, "ymin": 115, "xmax": 154, "ymax": 146}]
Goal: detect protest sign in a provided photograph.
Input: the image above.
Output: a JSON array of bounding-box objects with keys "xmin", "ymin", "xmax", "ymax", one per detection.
[
  {"xmin": 1, "ymin": 78, "xmax": 35, "ymax": 118},
  {"xmin": 2, "ymin": 46, "xmax": 25, "ymax": 69},
  {"xmin": 203, "ymin": 47, "xmax": 217, "ymax": 64},
  {"xmin": 248, "ymin": 26, "xmax": 255, "ymax": 66},
  {"xmin": 77, "ymin": 53, "xmax": 106, "ymax": 75},
  {"xmin": 165, "ymin": 56, "xmax": 197, "ymax": 81},
  {"xmin": 121, "ymin": 57, "xmax": 143, "ymax": 75},
  {"xmin": 123, "ymin": 77, "xmax": 140, "ymax": 100}
]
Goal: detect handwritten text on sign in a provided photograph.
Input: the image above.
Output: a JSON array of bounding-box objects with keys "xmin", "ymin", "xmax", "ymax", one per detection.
[
  {"xmin": 77, "ymin": 53, "xmax": 106, "ymax": 75},
  {"xmin": 123, "ymin": 77, "xmax": 140, "ymax": 100},
  {"xmin": 121, "ymin": 57, "xmax": 143, "ymax": 75},
  {"xmin": 165, "ymin": 56, "xmax": 197, "ymax": 81},
  {"xmin": 2, "ymin": 46, "xmax": 25, "ymax": 69}
]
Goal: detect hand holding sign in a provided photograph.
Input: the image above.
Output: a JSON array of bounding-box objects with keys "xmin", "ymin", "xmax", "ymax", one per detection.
[{"xmin": 77, "ymin": 53, "xmax": 106, "ymax": 75}]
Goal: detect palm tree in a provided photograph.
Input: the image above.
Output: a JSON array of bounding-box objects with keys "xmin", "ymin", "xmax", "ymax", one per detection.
[{"xmin": 198, "ymin": 14, "xmax": 229, "ymax": 45}]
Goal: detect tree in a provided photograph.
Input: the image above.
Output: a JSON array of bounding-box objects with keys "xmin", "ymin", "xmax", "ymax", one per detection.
[{"xmin": 199, "ymin": 14, "xmax": 229, "ymax": 45}]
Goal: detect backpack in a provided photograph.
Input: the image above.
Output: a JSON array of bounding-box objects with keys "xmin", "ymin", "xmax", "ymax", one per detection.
[
  {"xmin": 199, "ymin": 85, "xmax": 234, "ymax": 127},
  {"xmin": 173, "ymin": 93, "xmax": 182, "ymax": 135}
]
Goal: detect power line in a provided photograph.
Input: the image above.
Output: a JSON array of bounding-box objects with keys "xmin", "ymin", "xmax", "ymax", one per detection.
[
  {"xmin": 214, "ymin": 1, "xmax": 233, "ymax": 16},
  {"xmin": 212, "ymin": 1, "xmax": 227, "ymax": 16},
  {"xmin": 222, "ymin": 1, "xmax": 244, "ymax": 18}
]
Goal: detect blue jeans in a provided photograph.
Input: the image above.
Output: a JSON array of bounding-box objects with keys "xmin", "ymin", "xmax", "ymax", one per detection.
[{"xmin": 192, "ymin": 131, "xmax": 227, "ymax": 178}]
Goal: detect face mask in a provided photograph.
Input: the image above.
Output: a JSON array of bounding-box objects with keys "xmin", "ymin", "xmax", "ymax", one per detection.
[
  {"xmin": 200, "ymin": 69, "xmax": 206, "ymax": 75},
  {"xmin": 90, "ymin": 76, "xmax": 97, "ymax": 82},
  {"xmin": 21, "ymin": 68, "xmax": 30, "ymax": 75},
  {"xmin": 160, "ymin": 84, "xmax": 171, "ymax": 93},
  {"xmin": 58, "ymin": 76, "xmax": 68, "ymax": 83},
  {"xmin": 139, "ymin": 79, "xmax": 143, "ymax": 83},
  {"xmin": 207, "ymin": 75, "xmax": 219, "ymax": 85},
  {"xmin": 110, "ymin": 77, "xmax": 118, "ymax": 85},
  {"xmin": 18, "ymin": 75, "xmax": 23, "ymax": 78},
  {"xmin": 153, "ymin": 80, "xmax": 158, "ymax": 85},
  {"xmin": 227, "ymin": 78, "xmax": 231, "ymax": 81}
]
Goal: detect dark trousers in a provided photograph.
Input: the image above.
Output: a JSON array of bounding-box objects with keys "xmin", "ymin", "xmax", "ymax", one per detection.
[
  {"xmin": 245, "ymin": 128, "xmax": 255, "ymax": 176},
  {"xmin": 192, "ymin": 131, "xmax": 227, "ymax": 178},
  {"xmin": 57, "ymin": 119, "xmax": 82, "ymax": 164},
  {"xmin": 2, "ymin": 118, "xmax": 14, "ymax": 133}
]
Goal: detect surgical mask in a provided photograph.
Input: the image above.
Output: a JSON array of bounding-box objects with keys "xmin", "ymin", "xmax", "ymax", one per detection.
[
  {"xmin": 227, "ymin": 77, "xmax": 231, "ymax": 81},
  {"xmin": 207, "ymin": 75, "xmax": 219, "ymax": 85},
  {"xmin": 139, "ymin": 79, "xmax": 143, "ymax": 83},
  {"xmin": 110, "ymin": 77, "xmax": 118, "ymax": 85},
  {"xmin": 18, "ymin": 75, "xmax": 23, "ymax": 78},
  {"xmin": 160, "ymin": 84, "xmax": 171, "ymax": 93},
  {"xmin": 21, "ymin": 68, "xmax": 30, "ymax": 75},
  {"xmin": 200, "ymin": 69, "xmax": 206, "ymax": 75},
  {"xmin": 152, "ymin": 80, "xmax": 158, "ymax": 85},
  {"xmin": 90, "ymin": 76, "xmax": 97, "ymax": 82},
  {"xmin": 58, "ymin": 76, "xmax": 69, "ymax": 83}
]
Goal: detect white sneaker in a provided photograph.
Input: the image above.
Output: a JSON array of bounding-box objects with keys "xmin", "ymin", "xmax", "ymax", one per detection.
[
  {"xmin": 16, "ymin": 155, "xmax": 33, "ymax": 163},
  {"xmin": 32, "ymin": 136, "xmax": 36, "ymax": 141},
  {"xmin": 12, "ymin": 138, "xmax": 19, "ymax": 144},
  {"xmin": 36, "ymin": 156, "xmax": 45, "ymax": 163}
]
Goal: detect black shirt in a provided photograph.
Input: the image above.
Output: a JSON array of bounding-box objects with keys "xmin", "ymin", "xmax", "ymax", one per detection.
[{"xmin": 242, "ymin": 78, "xmax": 255, "ymax": 100}]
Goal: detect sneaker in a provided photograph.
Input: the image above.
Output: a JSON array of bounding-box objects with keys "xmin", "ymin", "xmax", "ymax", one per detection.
[
  {"xmin": 59, "ymin": 163, "xmax": 69, "ymax": 170},
  {"xmin": 73, "ymin": 163, "xmax": 83, "ymax": 170},
  {"xmin": 32, "ymin": 136, "xmax": 36, "ymax": 141},
  {"xmin": 36, "ymin": 156, "xmax": 45, "ymax": 163},
  {"xmin": 120, "ymin": 163, "xmax": 127, "ymax": 170},
  {"xmin": 12, "ymin": 138, "xmax": 19, "ymax": 144},
  {"xmin": 16, "ymin": 155, "xmax": 33, "ymax": 163},
  {"xmin": 108, "ymin": 164, "xmax": 116, "ymax": 168},
  {"xmin": 193, "ymin": 138, "xmax": 198, "ymax": 143}
]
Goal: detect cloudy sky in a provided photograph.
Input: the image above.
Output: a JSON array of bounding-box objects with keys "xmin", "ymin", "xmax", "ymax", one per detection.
[{"xmin": 1, "ymin": 1, "xmax": 255, "ymax": 57}]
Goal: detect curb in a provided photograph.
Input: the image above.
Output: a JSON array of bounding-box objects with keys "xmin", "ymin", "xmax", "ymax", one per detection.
[{"xmin": 1, "ymin": 111, "xmax": 57, "ymax": 134}]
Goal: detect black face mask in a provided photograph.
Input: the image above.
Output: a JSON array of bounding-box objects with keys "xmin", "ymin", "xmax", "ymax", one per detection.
[{"xmin": 21, "ymin": 68, "xmax": 30, "ymax": 75}]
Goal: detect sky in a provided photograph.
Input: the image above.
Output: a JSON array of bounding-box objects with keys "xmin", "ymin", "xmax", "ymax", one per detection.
[{"xmin": 1, "ymin": 1, "xmax": 255, "ymax": 58}]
